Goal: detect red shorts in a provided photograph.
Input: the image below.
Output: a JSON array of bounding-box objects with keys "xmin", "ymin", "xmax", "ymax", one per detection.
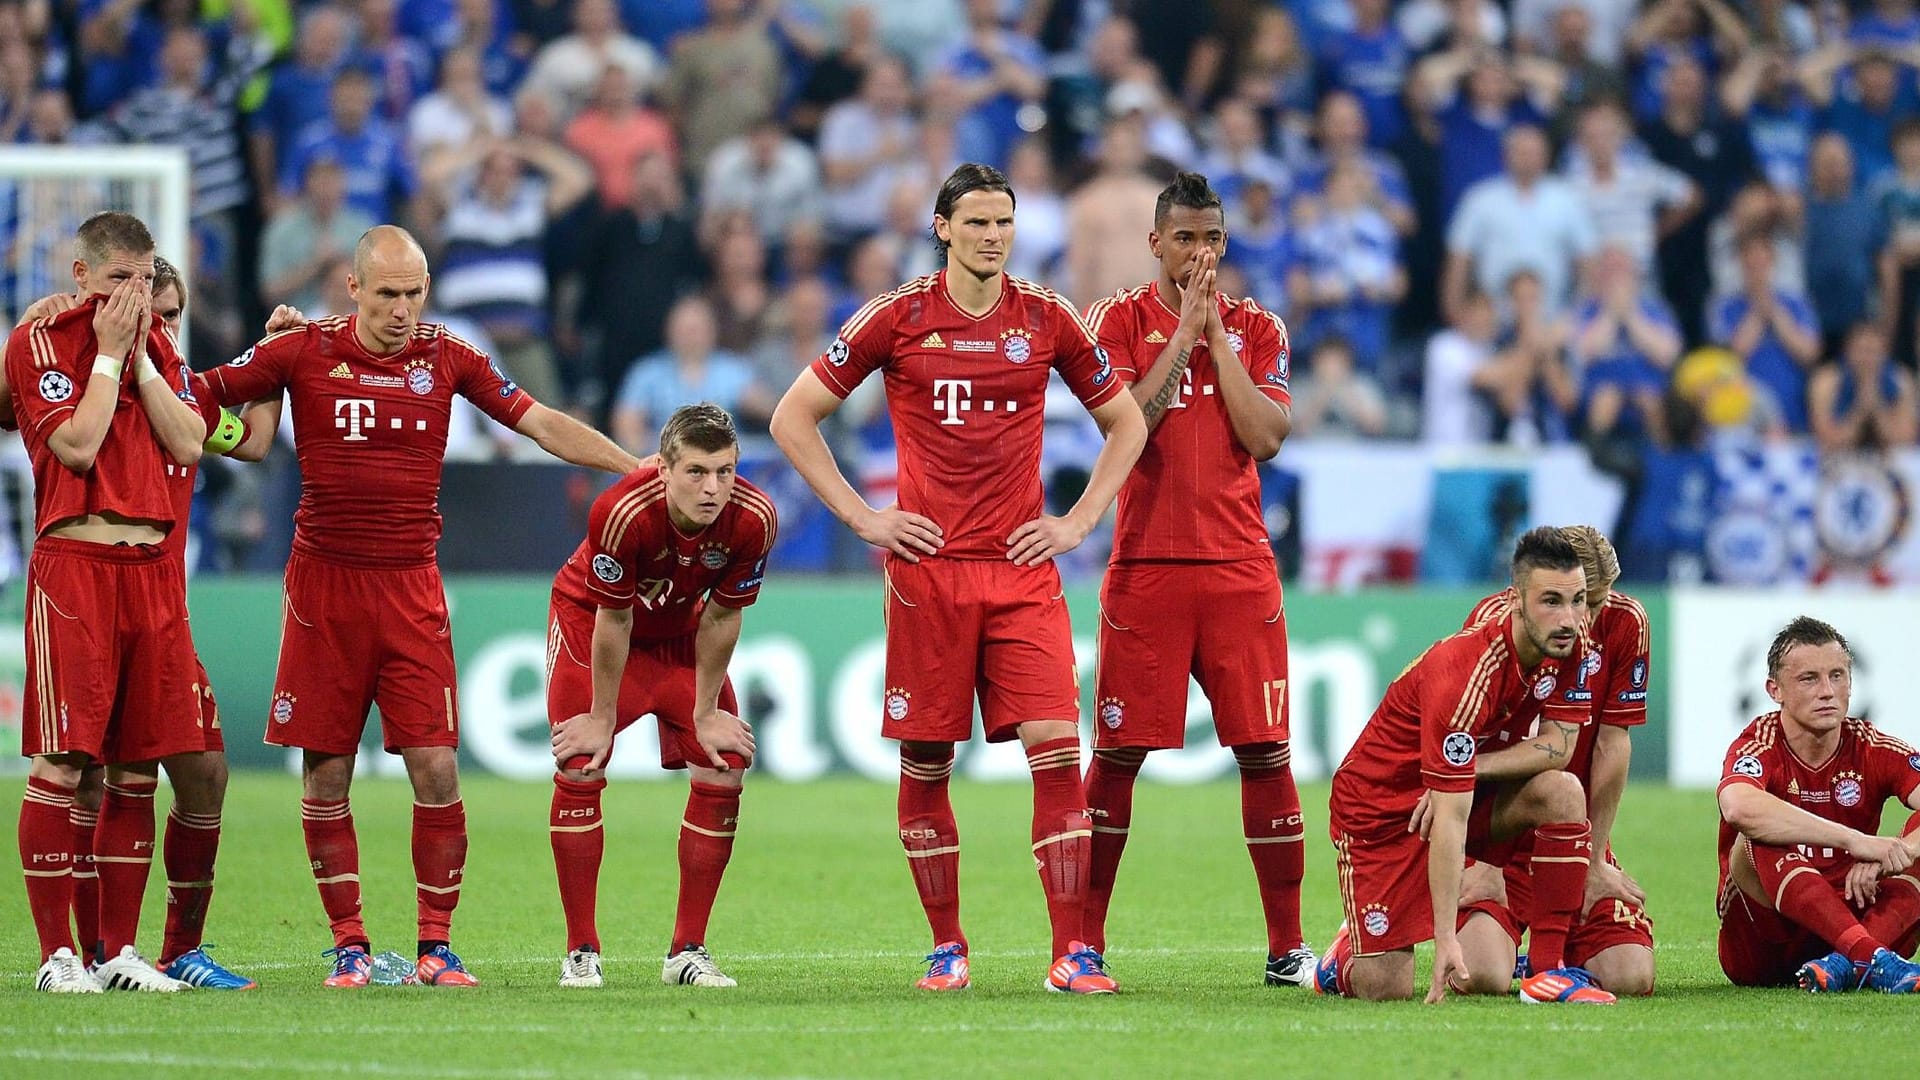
[
  {"xmin": 266, "ymin": 552, "xmax": 459, "ymax": 756},
  {"xmin": 22, "ymin": 537, "xmax": 203, "ymax": 764},
  {"xmin": 880, "ymin": 557, "xmax": 1078, "ymax": 743},
  {"xmin": 1331, "ymin": 786, "xmax": 1511, "ymax": 956},
  {"xmin": 1462, "ymin": 846, "xmax": 1656, "ymax": 966},
  {"xmin": 1718, "ymin": 885, "xmax": 1835, "ymax": 987},
  {"xmin": 545, "ymin": 595, "xmax": 742, "ymax": 771},
  {"xmin": 1095, "ymin": 559, "xmax": 1289, "ymax": 749}
]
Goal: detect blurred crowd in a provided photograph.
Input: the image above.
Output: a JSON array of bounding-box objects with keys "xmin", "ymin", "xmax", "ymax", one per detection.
[{"xmin": 4, "ymin": 0, "xmax": 1920, "ymax": 571}]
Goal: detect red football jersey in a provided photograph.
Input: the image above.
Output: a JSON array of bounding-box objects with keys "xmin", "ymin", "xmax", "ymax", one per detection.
[
  {"xmin": 5, "ymin": 300, "xmax": 193, "ymax": 534},
  {"xmin": 1085, "ymin": 283, "xmax": 1292, "ymax": 562},
  {"xmin": 1330, "ymin": 614, "xmax": 1567, "ymax": 838},
  {"xmin": 206, "ymin": 315, "xmax": 534, "ymax": 568},
  {"xmin": 552, "ymin": 466, "xmax": 777, "ymax": 641},
  {"xmin": 809, "ymin": 271, "xmax": 1123, "ymax": 559},
  {"xmin": 1717, "ymin": 713, "xmax": 1920, "ymax": 890},
  {"xmin": 157, "ymin": 371, "xmax": 240, "ymax": 566}
]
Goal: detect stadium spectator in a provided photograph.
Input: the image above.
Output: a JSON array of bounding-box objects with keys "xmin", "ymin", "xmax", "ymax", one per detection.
[
  {"xmin": 407, "ymin": 46, "xmax": 513, "ymax": 171},
  {"xmin": 1294, "ymin": 91, "xmax": 1415, "ymax": 237},
  {"xmin": 564, "ymin": 65, "xmax": 677, "ymax": 211},
  {"xmin": 662, "ymin": 0, "xmax": 781, "ymax": 172},
  {"xmin": 622, "ymin": 0, "xmax": 705, "ymax": 54},
  {"xmin": 1195, "ymin": 97, "xmax": 1289, "ymax": 210},
  {"xmin": 510, "ymin": 0, "xmax": 571, "ymax": 48},
  {"xmin": 1575, "ymin": 246, "xmax": 1684, "ymax": 441},
  {"xmin": 428, "ymin": 136, "xmax": 595, "ymax": 408},
  {"xmin": 752, "ymin": 274, "xmax": 834, "ymax": 392},
  {"xmin": 1287, "ymin": 160, "xmax": 1404, "ymax": 371},
  {"xmin": 1670, "ymin": 345, "xmax": 1789, "ymax": 446},
  {"xmin": 1564, "ymin": 98, "xmax": 1700, "ymax": 280},
  {"xmin": 1002, "ymin": 138, "xmax": 1066, "ymax": 288},
  {"xmin": 1876, "ymin": 119, "xmax": 1920, "ymax": 366},
  {"xmin": 1721, "ymin": 49, "xmax": 1816, "ymax": 195},
  {"xmin": 818, "ymin": 54, "xmax": 919, "ymax": 239},
  {"xmin": 569, "ymin": 152, "xmax": 702, "ymax": 409},
  {"xmin": 1224, "ymin": 177, "xmax": 1292, "ymax": 315},
  {"xmin": 1290, "ymin": 335, "xmax": 1389, "ymax": 439},
  {"xmin": 1491, "ymin": 268, "xmax": 1579, "ymax": 443},
  {"xmin": 248, "ymin": 4, "xmax": 356, "ymax": 208},
  {"xmin": 1414, "ymin": 47, "xmax": 1559, "ymax": 219},
  {"xmin": 1423, "ymin": 288, "xmax": 1501, "ymax": 445},
  {"xmin": 1511, "ymin": 0, "xmax": 1636, "ymax": 66},
  {"xmin": 1709, "ymin": 232, "xmax": 1821, "ymax": 434},
  {"xmin": 1230, "ymin": 7, "xmax": 1315, "ymax": 137},
  {"xmin": 878, "ymin": 179, "xmax": 942, "ymax": 284},
  {"xmin": 103, "ymin": 26, "xmax": 264, "ymax": 234},
  {"xmin": 21, "ymin": 87, "xmax": 74, "ymax": 147},
  {"xmin": 257, "ymin": 158, "xmax": 375, "ymax": 313},
  {"xmin": 929, "ymin": 0, "xmax": 1045, "ymax": 170},
  {"xmin": 1853, "ymin": 0, "xmax": 1920, "ymax": 47},
  {"xmin": 1397, "ymin": 0, "xmax": 1506, "ymax": 53},
  {"xmin": 450, "ymin": 0, "xmax": 533, "ymax": 95},
  {"xmin": 522, "ymin": 0, "xmax": 661, "ymax": 120},
  {"xmin": 1065, "ymin": 116, "xmax": 1162, "ymax": 307},
  {"xmin": 0, "ymin": 36, "xmax": 36, "ymax": 142},
  {"xmin": 1102, "ymin": 74, "xmax": 1197, "ymax": 166},
  {"xmin": 1706, "ymin": 181, "xmax": 1806, "ymax": 301},
  {"xmin": 354, "ymin": 0, "xmax": 432, "ymax": 123},
  {"xmin": 1535, "ymin": 5, "xmax": 1630, "ymax": 146},
  {"xmin": 1809, "ymin": 321, "xmax": 1920, "ymax": 451},
  {"xmin": 1315, "ymin": 0, "xmax": 1410, "ymax": 149},
  {"xmin": 834, "ymin": 232, "xmax": 902, "ymax": 325},
  {"xmin": 1805, "ymin": 134, "xmax": 1887, "ymax": 354},
  {"xmin": 279, "ymin": 68, "xmax": 416, "ymax": 223},
  {"xmin": 1806, "ymin": 46, "xmax": 1919, "ymax": 189},
  {"xmin": 705, "ymin": 215, "xmax": 774, "ymax": 354},
  {"xmin": 1622, "ymin": 0, "xmax": 1747, "ymax": 123},
  {"xmin": 701, "ymin": 117, "xmax": 823, "ymax": 248},
  {"xmin": 789, "ymin": 3, "xmax": 882, "ymax": 142},
  {"xmin": 1443, "ymin": 124, "xmax": 1597, "ymax": 321},
  {"xmin": 1640, "ymin": 53, "xmax": 1756, "ymax": 344},
  {"xmin": 612, "ymin": 294, "xmax": 772, "ymax": 452}
]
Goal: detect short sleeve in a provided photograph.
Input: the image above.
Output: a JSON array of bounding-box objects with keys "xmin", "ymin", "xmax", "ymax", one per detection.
[
  {"xmin": 709, "ymin": 486, "xmax": 778, "ymax": 610},
  {"xmin": 1600, "ymin": 601, "xmax": 1652, "ymax": 728},
  {"xmin": 577, "ymin": 478, "xmax": 648, "ymax": 609},
  {"xmin": 1241, "ymin": 303, "xmax": 1293, "ymax": 407},
  {"xmin": 1419, "ymin": 643, "xmax": 1498, "ymax": 793},
  {"xmin": 810, "ymin": 293, "xmax": 896, "ymax": 398},
  {"xmin": 1719, "ymin": 739, "xmax": 1769, "ymax": 796},
  {"xmin": 206, "ymin": 328, "xmax": 301, "ymax": 405},
  {"xmin": 448, "ymin": 331, "xmax": 537, "ymax": 427},
  {"xmin": 1868, "ymin": 733, "xmax": 1920, "ymax": 807},
  {"xmin": 4, "ymin": 319, "xmax": 84, "ymax": 441},
  {"xmin": 1048, "ymin": 295, "xmax": 1123, "ymax": 410},
  {"xmin": 1083, "ymin": 293, "xmax": 1136, "ymax": 380}
]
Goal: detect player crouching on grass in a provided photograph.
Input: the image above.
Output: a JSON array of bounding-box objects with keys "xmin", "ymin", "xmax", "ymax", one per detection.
[
  {"xmin": 547, "ymin": 404, "xmax": 772, "ymax": 989},
  {"xmin": 1319, "ymin": 527, "xmax": 1616, "ymax": 1004},
  {"xmin": 1716, "ymin": 616, "xmax": 1920, "ymax": 993},
  {"xmin": 9, "ymin": 258, "xmax": 287, "ymax": 990}
]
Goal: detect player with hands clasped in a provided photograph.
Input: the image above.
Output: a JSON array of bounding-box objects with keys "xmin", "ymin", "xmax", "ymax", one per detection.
[
  {"xmin": 772, "ymin": 163, "xmax": 1146, "ymax": 993},
  {"xmin": 1716, "ymin": 617, "xmax": 1920, "ymax": 993},
  {"xmin": 1079, "ymin": 172, "xmax": 1309, "ymax": 986},
  {"xmin": 546, "ymin": 404, "xmax": 773, "ymax": 989}
]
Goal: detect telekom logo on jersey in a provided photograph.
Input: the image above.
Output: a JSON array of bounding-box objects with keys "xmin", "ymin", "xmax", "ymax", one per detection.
[
  {"xmin": 334, "ymin": 397, "xmax": 430, "ymax": 441},
  {"xmin": 932, "ymin": 379, "xmax": 1019, "ymax": 426}
]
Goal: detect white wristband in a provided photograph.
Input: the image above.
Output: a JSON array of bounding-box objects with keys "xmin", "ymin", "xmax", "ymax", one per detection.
[
  {"xmin": 91, "ymin": 354, "xmax": 123, "ymax": 380},
  {"xmin": 135, "ymin": 355, "xmax": 162, "ymax": 385}
]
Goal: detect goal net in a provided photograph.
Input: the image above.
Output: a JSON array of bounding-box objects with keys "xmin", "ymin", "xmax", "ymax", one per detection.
[{"xmin": 0, "ymin": 145, "xmax": 190, "ymax": 773}]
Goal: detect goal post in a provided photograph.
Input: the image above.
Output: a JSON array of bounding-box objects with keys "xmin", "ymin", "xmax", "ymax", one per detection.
[{"xmin": 0, "ymin": 144, "xmax": 192, "ymax": 333}]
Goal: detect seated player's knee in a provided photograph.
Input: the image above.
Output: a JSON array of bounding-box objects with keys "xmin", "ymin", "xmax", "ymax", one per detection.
[
  {"xmin": 1231, "ymin": 742, "xmax": 1287, "ymax": 773},
  {"xmin": 1524, "ymin": 769, "xmax": 1587, "ymax": 824},
  {"xmin": 1346, "ymin": 952, "xmax": 1416, "ymax": 1001},
  {"xmin": 1588, "ymin": 947, "xmax": 1655, "ymax": 997}
]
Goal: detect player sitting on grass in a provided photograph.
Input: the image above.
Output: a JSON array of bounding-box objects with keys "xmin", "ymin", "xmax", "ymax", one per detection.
[
  {"xmin": 547, "ymin": 403, "xmax": 770, "ymax": 989},
  {"xmin": 1716, "ymin": 616, "xmax": 1920, "ymax": 993}
]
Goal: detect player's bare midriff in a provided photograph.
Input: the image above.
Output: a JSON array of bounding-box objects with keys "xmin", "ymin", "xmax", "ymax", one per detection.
[{"xmin": 44, "ymin": 510, "xmax": 167, "ymax": 546}]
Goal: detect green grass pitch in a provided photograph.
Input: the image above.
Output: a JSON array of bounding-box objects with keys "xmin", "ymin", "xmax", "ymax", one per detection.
[{"xmin": 0, "ymin": 776, "xmax": 1905, "ymax": 1077}]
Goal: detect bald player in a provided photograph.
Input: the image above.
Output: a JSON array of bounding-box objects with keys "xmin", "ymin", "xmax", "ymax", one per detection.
[{"xmin": 202, "ymin": 226, "xmax": 638, "ymax": 987}]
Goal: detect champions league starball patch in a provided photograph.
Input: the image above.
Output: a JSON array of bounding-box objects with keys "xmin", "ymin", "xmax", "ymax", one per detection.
[
  {"xmin": 591, "ymin": 554, "xmax": 623, "ymax": 583},
  {"xmin": 1732, "ymin": 755, "xmax": 1764, "ymax": 778},
  {"xmin": 1442, "ymin": 731, "xmax": 1475, "ymax": 767},
  {"xmin": 37, "ymin": 371, "xmax": 72, "ymax": 402},
  {"xmin": 828, "ymin": 338, "xmax": 850, "ymax": 366}
]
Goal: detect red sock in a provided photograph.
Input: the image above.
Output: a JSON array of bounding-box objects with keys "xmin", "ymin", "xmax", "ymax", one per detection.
[
  {"xmin": 1748, "ymin": 842, "xmax": 1881, "ymax": 964},
  {"xmin": 412, "ymin": 800, "xmax": 467, "ymax": 946},
  {"xmin": 672, "ymin": 782, "xmax": 741, "ymax": 953},
  {"xmin": 550, "ymin": 774, "xmax": 607, "ymax": 951},
  {"xmin": 1237, "ymin": 744, "xmax": 1306, "ymax": 956},
  {"xmin": 69, "ymin": 803, "xmax": 100, "ymax": 963},
  {"xmin": 1327, "ymin": 925, "xmax": 1355, "ymax": 996},
  {"xmin": 95, "ymin": 778, "xmax": 158, "ymax": 958},
  {"xmin": 1083, "ymin": 750, "xmax": 1142, "ymax": 954},
  {"xmin": 161, "ymin": 808, "xmax": 221, "ymax": 964},
  {"xmin": 20, "ymin": 776, "xmax": 78, "ymax": 960},
  {"xmin": 898, "ymin": 745, "xmax": 965, "ymax": 949},
  {"xmin": 1028, "ymin": 737, "xmax": 1090, "ymax": 958},
  {"xmin": 1526, "ymin": 819, "xmax": 1593, "ymax": 973},
  {"xmin": 301, "ymin": 798, "xmax": 367, "ymax": 950}
]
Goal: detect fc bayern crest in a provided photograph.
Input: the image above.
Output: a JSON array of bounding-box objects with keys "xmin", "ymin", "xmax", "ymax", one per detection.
[
  {"xmin": 885, "ymin": 689, "xmax": 910, "ymax": 721},
  {"xmin": 1098, "ymin": 698, "xmax": 1124, "ymax": 730},
  {"xmin": 406, "ymin": 362, "xmax": 435, "ymax": 395},
  {"xmin": 701, "ymin": 549, "xmax": 728, "ymax": 569},
  {"xmin": 1835, "ymin": 776, "xmax": 1863, "ymax": 807},
  {"xmin": 1225, "ymin": 330, "xmax": 1245, "ymax": 354},
  {"xmin": 1362, "ymin": 904, "xmax": 1390, "ymax": 938},
  {"xmin": 1533, "ymin": 673, "xmax": 1557, "ymax": 700},
  {"xmin": 271, "ymin": 693, "xmax": 295, "ymax": 724},
  {"xmin": 1003, "ymin": 332, "xmax": 1033, "ymax": 364}
]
